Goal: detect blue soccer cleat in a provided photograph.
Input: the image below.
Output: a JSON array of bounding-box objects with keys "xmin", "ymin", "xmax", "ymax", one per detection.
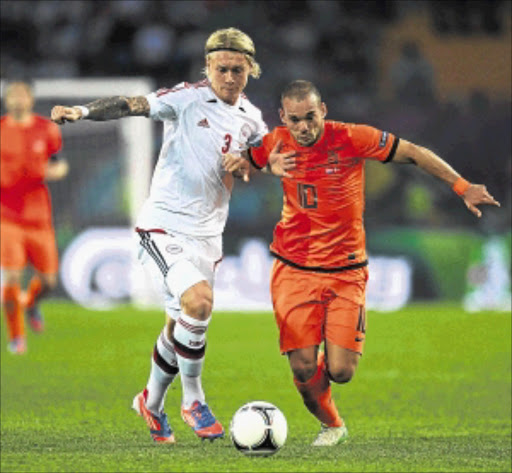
[{"xmin": 181, "ymin": 400, "xmax": 224, "ymax": 440}]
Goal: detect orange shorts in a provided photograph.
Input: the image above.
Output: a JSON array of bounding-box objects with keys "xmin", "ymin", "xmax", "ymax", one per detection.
[
  {"xmin": 271, "ymin": 259, "xmax": 369, "ymax": 355},
  {"xmin": 0, "ymin": 219, "xmax": 58, "ymax": 274}
]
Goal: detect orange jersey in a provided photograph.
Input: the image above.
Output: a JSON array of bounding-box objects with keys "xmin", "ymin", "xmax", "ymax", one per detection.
[
  {"xmin": 0, "ymin": 114, "xmax": 62, "ymax": 226},
  {"xmin": 250, "ymin": 121, "xmax": 399, "ymax": 270}
]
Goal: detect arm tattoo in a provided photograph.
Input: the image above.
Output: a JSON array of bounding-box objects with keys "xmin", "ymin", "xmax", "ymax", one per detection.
[{"xmin": 84, "ymin": 96, "xmax": 149, "ymax": 121}]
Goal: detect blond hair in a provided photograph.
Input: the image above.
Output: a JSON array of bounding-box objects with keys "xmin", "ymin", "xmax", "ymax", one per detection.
[
  {"xmin": 4, "ymin": 80, "xmax": 33, "ymax": 98},
  {"xmin": 204, "ymin": 28, "xmax": 261, "ymax": 79}
]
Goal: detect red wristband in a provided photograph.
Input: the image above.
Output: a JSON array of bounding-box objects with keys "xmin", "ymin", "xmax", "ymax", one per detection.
[{"xmin": 452, "ymin": 177, "xmax": 470, "ymax": 196}]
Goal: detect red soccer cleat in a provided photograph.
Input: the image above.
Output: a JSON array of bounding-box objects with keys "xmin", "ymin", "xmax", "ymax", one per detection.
[{"xmin": 132, "ymin": 390, "xmax": 175, "ymax": 444}]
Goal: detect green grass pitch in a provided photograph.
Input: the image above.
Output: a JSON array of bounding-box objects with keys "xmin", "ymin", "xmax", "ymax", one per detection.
[{"xmin": 1, "ymin": 301, "xmax": 511, "ymax": 472}]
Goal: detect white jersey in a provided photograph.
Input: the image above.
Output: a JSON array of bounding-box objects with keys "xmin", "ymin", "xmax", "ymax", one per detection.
[{"xmin": 136, "ymin": 79, "xmax": 268, "ymax": 237}]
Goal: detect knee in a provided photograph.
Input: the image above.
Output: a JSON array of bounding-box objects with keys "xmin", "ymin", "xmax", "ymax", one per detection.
[
  {"xmin": 291, "ymin": 359, "xmax": 318, "ymax": 383},
  {"xmin": 41, "ymin": 275, "xmax": 57, "ymax": 292},
  {"xmin": 180, "ymin": 283, "xmax": 212, "ymax": 320},
  {"xmin": 2, "ymin": 270, "xmax": 22, "ymax": 286},
  {"xmin": 327, "ymin": 365, "xmax": 356, "ymax": 384}
]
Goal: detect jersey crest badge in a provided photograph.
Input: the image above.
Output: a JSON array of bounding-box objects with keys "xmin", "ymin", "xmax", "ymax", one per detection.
[{"xmin": 239, "ymin": 123, "xmax": 252, "ymax": 142}]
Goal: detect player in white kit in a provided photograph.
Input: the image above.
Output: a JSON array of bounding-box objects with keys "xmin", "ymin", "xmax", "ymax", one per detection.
[{"xmin": 51, "ymin": 28, "xmax": 269, "ymax": 444}]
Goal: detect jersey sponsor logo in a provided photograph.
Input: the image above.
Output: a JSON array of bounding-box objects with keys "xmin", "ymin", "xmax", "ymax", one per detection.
[
  {"xmin": 197, "ymin": 118, "xmax": 210, "ymax": 128},
  {"xmin": 379, "ymin": 131, "xmax": 389, "ymax": 148},
  {"xmin": 165, "ymin": 244, "xmax": 183, "ymax": 254}
]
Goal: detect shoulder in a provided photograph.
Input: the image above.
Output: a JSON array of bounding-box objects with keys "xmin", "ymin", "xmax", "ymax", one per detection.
[
  {"xmin": 34, "ymin": 115, "xmax": 59, "ymax": 131},
  {"xmin": 152, "ymin": 81, "xmax": 204, "ymax": 102},
  {"xmin": 332, "ymin": 121, "xmax": 375, "ymax": 141},
  {"xmin": 239, "ymin": 94, "xmax": 263, "ymax": 116},
  {"xmin": 263, "ymin": 126, "xmax": 289, "ymax": 145},
  {"xmin": 274, "ymin": 126, "xmax": 290, "ymax": 138},
  {"xmin": 34, "ymin": 114, "xmax": 52, "ymax": 125},
  {"xmin": 35, "ymin": 116, "xmax": 62, "ymax": 143},
  {"xmin": 325, "ymin": 120, "xmax": 351, "ymax": 135}
]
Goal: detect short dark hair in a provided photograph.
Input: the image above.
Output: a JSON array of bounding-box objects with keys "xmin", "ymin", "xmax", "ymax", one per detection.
[{"xmin": 281, "ymin": 80, "xmax": 321, "ymax": 105}]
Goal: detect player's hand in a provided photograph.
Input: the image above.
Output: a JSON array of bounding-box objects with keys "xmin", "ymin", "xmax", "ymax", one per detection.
[
  {"xmin": 268, "ymin": 140, "xmax": 296, "ymax": 178},
  {"xmin": 51, "ymin": 106, "xmax": 83, "ymax": 124},
  {"xmin": 461, "ymin": 184, "xmax": 500, "ymax": 218},
  {"xmin": 222, "ymin": 153, "xmax": 251, "ymax": 182}
]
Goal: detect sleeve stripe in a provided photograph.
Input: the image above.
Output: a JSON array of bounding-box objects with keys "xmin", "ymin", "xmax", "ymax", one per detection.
[
  {"xmin": 383, "ymin": 136, "xmax": 400, "ymax": 163},
  {"xmin": 247, "ymin": 148, "xmax": 264, "ymax": 170}
]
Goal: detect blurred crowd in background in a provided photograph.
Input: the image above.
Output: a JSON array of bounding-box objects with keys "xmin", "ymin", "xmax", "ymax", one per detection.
[{"xmin": 1, "ymin": 0, "xmax": 511, "ymax": 247}]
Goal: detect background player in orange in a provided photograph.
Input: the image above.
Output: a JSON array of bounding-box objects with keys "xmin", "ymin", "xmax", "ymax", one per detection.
[
  {"xmin": 1, "ymin": 81, "xmax": 69, "ymax": 354},
  {"xmin": 223, "ymin": 79, "xmax": 500, "ymax": 446}
]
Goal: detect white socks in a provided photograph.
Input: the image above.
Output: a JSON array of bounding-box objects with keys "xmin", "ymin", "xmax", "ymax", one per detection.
[
  {"xmin": 145, "ymin": 328, "xmax": 179, "ymax": 414},
  {"xmin": 172, "ymin": 313, "xmax": 211, "ymax": 409}
]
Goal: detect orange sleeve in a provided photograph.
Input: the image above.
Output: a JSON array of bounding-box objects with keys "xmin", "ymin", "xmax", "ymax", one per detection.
[
  {"xmin": 46, "ymin": 121, "xmax": 63, "ymax": 156},
  {"xmin": 347, "ymin": 124, "xmax": 399, "ymax": 163},
  {"xmin": 248, "ymin": 131, "xmax": 277, "ymax": 169}
]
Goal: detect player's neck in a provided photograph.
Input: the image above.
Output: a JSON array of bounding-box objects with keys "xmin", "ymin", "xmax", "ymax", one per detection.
[
  {"xmin": 210, "ymin": 85, "xmax": 240, "ymax": 107},
  {"xmin": 8, "ymin": 111, "xmax": 34, "ymax": 125}
]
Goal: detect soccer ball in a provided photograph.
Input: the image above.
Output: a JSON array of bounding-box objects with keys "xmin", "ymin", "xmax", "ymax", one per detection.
[{"xmin": 229, "ymin": 401, "xmax": 288, "ymax": 456}]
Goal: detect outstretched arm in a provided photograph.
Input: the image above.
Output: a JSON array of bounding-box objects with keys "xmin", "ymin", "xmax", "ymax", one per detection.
[
  {"xmin": 394, "ymin": 139, "xmax": 500, "ymax": 217},
  {"xmin": 51, "ymin": 96, "xmax": 150, "ymax": 124}
]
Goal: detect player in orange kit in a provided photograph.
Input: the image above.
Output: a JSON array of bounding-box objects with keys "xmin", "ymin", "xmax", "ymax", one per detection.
[
  {"xmin": 223, "ymin": 80, "xmax": 500, "ymax": 446},
  {"xmin": 1, "ymin": 81, "xmax": 69, "ymax": 354}
]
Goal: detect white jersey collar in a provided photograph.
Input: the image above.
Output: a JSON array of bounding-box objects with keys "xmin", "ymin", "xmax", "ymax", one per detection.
[{"xmin": 205, "ymin": 82, "xmax": 244, "ymax": 110}]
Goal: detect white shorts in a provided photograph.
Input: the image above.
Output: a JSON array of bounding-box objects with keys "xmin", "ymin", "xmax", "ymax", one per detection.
[{"xmin": 136, "ymin": 230, "xmax": 222, "ymax": 319}]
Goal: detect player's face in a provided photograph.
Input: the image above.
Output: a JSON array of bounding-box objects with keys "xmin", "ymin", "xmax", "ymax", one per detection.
[
  {"xmin": 207, "ymin": 51, "xmax": 251, "ymax": 105},
  {"xmin": 4, "ymin": 83, "xmax": 34, "ymax": 116},
  {"xmin": 280, "ymin": 94, "xmax": 327, "ymax": 146}
]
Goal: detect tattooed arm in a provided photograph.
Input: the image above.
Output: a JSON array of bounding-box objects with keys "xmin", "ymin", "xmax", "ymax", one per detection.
[{"xmin": 51, "ymin": 96, "xmax": 150, "ymax": 124}]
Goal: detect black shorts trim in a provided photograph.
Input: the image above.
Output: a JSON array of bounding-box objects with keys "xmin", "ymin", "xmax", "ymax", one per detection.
[
  {"xmin": 137, "ymin": 230, "xmax": 169, "ymax": 277},
  {"xmin": 271, "ymin": 251, "xmax": 368, "ymax": 273}
]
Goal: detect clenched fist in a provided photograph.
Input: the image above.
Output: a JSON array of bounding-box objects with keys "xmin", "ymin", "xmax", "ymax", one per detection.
[{"xmin": 51, "ymin": 106, "xmax": 83, "ymax": 124}]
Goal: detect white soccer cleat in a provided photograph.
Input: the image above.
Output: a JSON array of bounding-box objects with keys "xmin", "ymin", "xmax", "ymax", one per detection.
[{"xmin": 311, "ymin": 424, "xmax": 348, "ymax": 446}]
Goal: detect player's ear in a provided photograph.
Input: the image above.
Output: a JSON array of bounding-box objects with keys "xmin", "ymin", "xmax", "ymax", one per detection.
[
  {"xmin": 205, "ymin": 56, "xmax": 212, "ymax": 77},
  {"xmin": 279, "ymin": 108, "xmax": 286, "ymax": 124},
  {"xmin": 321, "ymin": 102, "xmax": 327, "ymax": 118}
]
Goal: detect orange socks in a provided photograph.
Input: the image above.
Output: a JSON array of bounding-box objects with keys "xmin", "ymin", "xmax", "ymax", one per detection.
[
  {"xmin": 25, "ymin": 276, "xmax": 43, "ymax": 308},
  {"xmin": 293, "ymin": 353, "xmax": 343, "ymax": 427},
  {"xmin": 1, "ymin": 284, "xmax": 25, "ymax": 341}
]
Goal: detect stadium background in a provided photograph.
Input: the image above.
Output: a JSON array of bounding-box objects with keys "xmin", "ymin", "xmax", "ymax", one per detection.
[{"xmin": 1, "ymin": 0, "xmax": 510, "ymax": 310}]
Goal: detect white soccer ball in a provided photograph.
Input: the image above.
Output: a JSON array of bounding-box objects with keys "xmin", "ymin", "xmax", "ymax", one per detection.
[{"xmin": 230, "ymin": 401, "xmax": 288, "ymax": 456}]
